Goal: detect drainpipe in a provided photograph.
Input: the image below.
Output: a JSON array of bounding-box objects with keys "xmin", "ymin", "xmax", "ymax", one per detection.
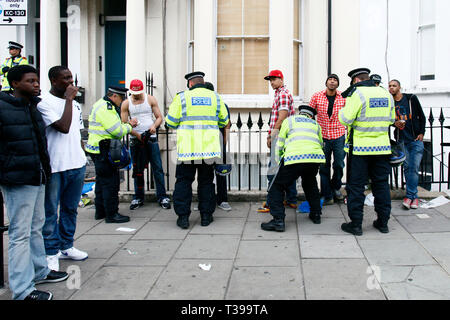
[{"xmin": 327, "ymin": 0, "xmax": 332, "ymax": 76}]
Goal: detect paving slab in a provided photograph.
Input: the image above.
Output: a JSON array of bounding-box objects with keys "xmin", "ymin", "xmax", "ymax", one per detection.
[
  {"xmin": 146, "ymin": 259, "xmax": 233, "ymax": 300},
  {"xmin": 175, "ymin": 235, "xmax": 240, "ymax": 260},
  {"xmin": 71, "ymin": 266, "xmax": 163, "ymax": 300},
  {"xmin": 381, "ymin": 265, "xmax": 450, "ymax": 300},
  {"xmin": 357, "ymin": 239, "xmax": 437, "ymax": 266},
  {"xmin": 74, "ymin": 220, "xmax": 102, "ymax": 239},
  {"xmin": 119, "ymin": 202, "xmax": 161, "ymax": 219},
  {"xmin": 299, "ymin": 235, "xmax": 364, "ymax": 259},
  {"xmin": 132, "ymin": 221, "xmax": 190, "ymax": 240},
  {"xmin": 226, "ymin": 266, "xmax": 305, "ymax": 300},
  {"xmin": 434, "ymin": 203, "xmax": 450, "ymax": 218},
  {"xmin": 190, "ymin": 218, "xmax": 246, "ymax": 235},
  {"xmin": 377, "ymin": 265, "xmax": 414, "ymax": 284},
  {"xmin": 214, "ymin": 202, "xmax": 250, "ymax": 218},
  {"xmin": 235, "ymin": 240, "xmax": 300, "ymax": 267},
  {"xmin": 412, "ymin": 232, "xmax": 450, "ymax": 273},
  {"xmin": 85, "ymin": 218, "xmax": 148, "ymax": 235},
  {"xmin": 390, "ymin": 201, "xmax": 440, "ymax": 216},
  {"xmin": 242, "ymin": 221, "xmax": 298, "ymax": 240},
  {"xmin": 320, "ymin": 204, "xmax": 345, "ymax": 218},
  {"xmin": 247, "ymin": 209, "xmax": 297, "ymax": 223},
  {"xmin": 359, "ymin": 218, "xmax": 412, "ymax": 240},
  {"xmin": 107, "ymin": 240, "xmax": 182, "ymax": 266},
  {"xmin": 72, "ymin": 234, "xmax": 132, "ymax": 259},
  {"xmin": 302, "ymin": 259, "xmax": 386, "ymax": 300},
  {"xmin": 395, "ymin": 211, "xmax": 450, "ymax": 233},
  {"xmin": 297, "ymin": 217, "xmax": 346, "ymax": 235}
]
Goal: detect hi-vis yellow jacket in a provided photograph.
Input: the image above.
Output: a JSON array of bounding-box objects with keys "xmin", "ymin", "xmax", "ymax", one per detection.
[{"xmin": 1, "ymin": 56, "xmax": 28, "ymax": 91}]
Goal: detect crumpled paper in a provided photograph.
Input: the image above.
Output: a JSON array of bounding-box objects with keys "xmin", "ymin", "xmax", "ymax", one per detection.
[
  {"xmin": 198, "ymin": 264, "xmax": 212, "ymax": 271},
  {"xmin": 420, "ymin": 196, "xmax": 450, "ymax": 209}
]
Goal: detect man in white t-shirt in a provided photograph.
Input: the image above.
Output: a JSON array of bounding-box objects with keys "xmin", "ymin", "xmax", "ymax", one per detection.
[{"xmin": 37, "ymin": 66, "xmax": 88, "ymax": 271}]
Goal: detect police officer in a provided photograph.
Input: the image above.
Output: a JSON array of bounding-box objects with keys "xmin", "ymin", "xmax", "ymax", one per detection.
[
  {"xmin": 86, "ymin": 86, "xmax": 139, "ymax": 223},
  {"xmin": 339, "ymin": 68, "xmax": 395, "ymax": 236},
  {"xmin": 370, "ymin": 74, "xmax": 382, "ymax": 87},
  {"xmin": 165, "ymin": 72, "xmax": 230, "ymax": 229},
  {"xmin": 261, "ymin": 105, "xmax": 326, "ymax": 232},
  {"xmin": 1, "ymin": 41, "xmax": 28, "ymax": 92}
]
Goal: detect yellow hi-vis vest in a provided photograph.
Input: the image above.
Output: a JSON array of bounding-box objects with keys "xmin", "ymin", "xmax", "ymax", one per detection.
[
  {"xmin": 339, "ymin": 86, "xmax": 395, "ymax": 155},
  {"xmin": 165, "ymin": 87, "xmax": 229, "ymax": 161},
  {"xmin": 1, "ymin": 56, "xmax": 28, "ymax": 91},
  {"xmin": 86, "ymin": 97, "xmax": 132, "ymax": 154},
  {"xmin": 275, "ymin": 114, "xmax": 326, "ymax": 166}
]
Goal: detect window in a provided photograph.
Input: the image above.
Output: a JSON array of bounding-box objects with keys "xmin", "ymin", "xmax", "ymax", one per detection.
[
  {"xmin": 293, "ymin": 0, "xmax": 303, "ymax": 97},
  {"xmin": 418, "ymin": 0, "xmax": 435, "ymax": 81},
  {"xmin": 217, "ymin": 0, "xmax": 269, "ymax": 94}
]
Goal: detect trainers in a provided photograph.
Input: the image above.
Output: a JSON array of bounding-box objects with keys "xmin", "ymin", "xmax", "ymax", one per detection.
[
  {"xmin": 410, "ymin": 198, "xmax": 419, "ymax": 209},
  {"xmin": 35, "ymin": 270, "xmax": 69, "ymax": 285},
  {"xmin": 130, "ymin": 199, "xmax": 144, "ymax": 210},
  {"xmin": 321, "ymin": 197, "xmax": 334, "ymax": 206},
  {"xmin": 60, "ymin": 247, "xmax": 88, "ymax": 261},
  {"xmin": 46, "ymin": 253, "xmax": 60, "ymax": 272},
  {"xmin": 257, "ymin": 202, "xmax": 270, "ymax": 213},
  {"xmin": 283, "ymin": 200, "xmax": 298, "ymax": 209},
  {"xmin": 218, "ymin": 202, "xmax": 232, "ymax": 211},
  {"xmin": 334, "ymin": 189, "xmax": 344, "ymax": 201},
  {"xmin": 25, "ymin": 290, "xmax": 53, "ymax": 300},
  {"xmin": 159, "ymin": 197, "xmax": 171, "ymax": 209},
  {"xmin": 402, "ymin": 198, "xmax": 412, "ymax": 210}
]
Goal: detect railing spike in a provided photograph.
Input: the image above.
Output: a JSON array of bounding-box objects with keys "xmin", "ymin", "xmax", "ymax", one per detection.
[
  {"xmin": 257, "ymin": 112, "xmax": 264, "ymax": 129},
  {"xmin": 428, "ymin": 108, "xmax": 434, "ymax": 125},
  {"xmin": 247, "ymin": 112, "xmax": 253, "ymax": 129},
  {"xmin": 439, "ymin": 108, "xmax": 445, "ymax": 125},
  {"xmin": 236, "ymin": 113, "xmax": 243, "ymax": 129}
]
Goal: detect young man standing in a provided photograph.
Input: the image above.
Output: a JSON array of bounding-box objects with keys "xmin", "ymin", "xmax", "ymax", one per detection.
[
  {"xmin": 389, "ymin": 80, "xmax": 426, "ymax": 210},
  {"xmin": 120, "ymin": 79, "xmax": 171, "ymax": 210},
  {"xmin": 37, "ymin": 66, "xmax": 88, "ymax": 272},
  {"xmin": 0, "ymin": 65, "xmax": 68, "ymax": 300},
  {"xmin": 309, "ymin": 74, "xmax": 346, "ymax": 204},
  {"xmin": 258, "ymin": 70, "xmax": 297, "ymax": 213}
]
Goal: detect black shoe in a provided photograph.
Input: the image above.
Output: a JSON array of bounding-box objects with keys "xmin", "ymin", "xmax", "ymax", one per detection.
[
  {"xmin": 341, "ymin": 222, "xmax": 363, "ymax": 236},
  {"xmin": 130, "ymin": 199, "xmax": 144, "ymax": 210},
  {"xmin": 159, "ymin": 197, "xmax": 171, "ymax": 210},
  {"xmin": 35, "ymin": 270, "xmax": 69, "ymax": 285},
  {"xmin": 24, "ymin": 290, "xmax": 53, "ymax": 300},
  {"xmin": 105, "ymin": 213, "xmax": 130, "ymax": 224},
  {"xmin": 309, "ymin": 214, "xmax": 321, "ymax": 224},
  {"xmin": 200, "ymin": 214, "xmax": 214, "ymax": 227},
  {"xmin": 261, "ymin": 218, "xmax": 285, "ymax": 232},
  {"xmin": 373, "ymin": 220, "xmax": 389, "ymax": 234},
  {"xmin": 177, "ymin": 215, "xmax": 190, "ymax": 229},
  {"xmin": 95, "ymin": 213, "xmax": 106, "ymax": 220}
]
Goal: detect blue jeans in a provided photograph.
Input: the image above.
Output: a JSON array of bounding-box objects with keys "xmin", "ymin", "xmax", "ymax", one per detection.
[
  {"xmin": 319, "ymin": 135, "xmax": 346, "ymax": 200},
  {"xmin": 130, "ymin": 139, "xmax": 167, "ymax": 202},
  {"xmin": 0, "ymin": 184, "xmax": 50, "ymax": 300},
  {"xmin": 403, "ymin": 140, "xmax": 424, "ymax": 200},
  {"xmin": 43, "ymin": 166, "xmax": 86, "ymax": 256}
]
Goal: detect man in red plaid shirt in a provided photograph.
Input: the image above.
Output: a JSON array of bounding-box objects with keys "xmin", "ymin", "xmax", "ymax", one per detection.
[
  {"xmin": 258, "ymin": 70, "xmax": 297, "ymax": 213},
  {"xmin": 310, "ymin": 74, "xmax": 347, "ymax": 205}
]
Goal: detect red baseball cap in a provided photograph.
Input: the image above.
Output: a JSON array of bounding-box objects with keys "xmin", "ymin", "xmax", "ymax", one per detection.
[
  {"xmin": 264, "ymin": 70, "xmax": 284, "ymax": 81},
  {"xmin": 129, "ymin": 79, "xmax": 145, "ymax": 95}
]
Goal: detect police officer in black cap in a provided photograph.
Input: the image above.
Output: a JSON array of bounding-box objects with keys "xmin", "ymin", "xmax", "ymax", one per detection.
[
  {"xmin": 1, "ymin": 41, "xmax": 29, "ymax": 92},
  {"xmin": 370, "ymin": 74, "xmax": 382, "ymax": 87}
]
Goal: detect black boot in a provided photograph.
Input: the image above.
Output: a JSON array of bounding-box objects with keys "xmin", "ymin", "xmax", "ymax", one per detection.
[
  {"xmin": 261, "ymin": 218, "xmax": 285, "ymax": 232},
  {"xmin": 341, "ymin": 222, "xmax": 363, "ymax": 236},
  {"xmin": 373, "ymin": 220, "xmax": 389, "ymax": 234},
  {"xmin": 309, "ymin": 214, "xmax": 321, "ymax": 224},
  {"xmin": 177, "ymin": 215, "xmax": 190, "ymax": 229},
  {"xmin": 200, "ymin": 214, "xmax": 214, "ymax": 227},
  {"xmin": 105, "ymin": 213, "xmax": 130, "ymax": 224}
]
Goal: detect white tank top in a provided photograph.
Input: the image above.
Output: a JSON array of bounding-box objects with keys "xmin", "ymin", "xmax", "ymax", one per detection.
[{"xmin": 128, "ymin": 95, "xmax": 156, "ymax": 135}]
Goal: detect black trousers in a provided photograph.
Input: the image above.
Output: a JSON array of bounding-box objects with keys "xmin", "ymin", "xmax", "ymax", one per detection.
[
  {"xmin": 268, "ymin": 162, "xmax": 321, "ymax": 219},
  {"xmin": 173, "ymin": 162, "xmax": 216, "ymax": 217},
  {"xmin": 346, "ymin": 154, "xmax": 391, "ymax": 225},
  {"xmin": 90, "ymin": 153, "xmax": 120, "ymax": 219},
  {"xmin": 216, "ymin": 174, "xmax": 228, "ymax": 205}
]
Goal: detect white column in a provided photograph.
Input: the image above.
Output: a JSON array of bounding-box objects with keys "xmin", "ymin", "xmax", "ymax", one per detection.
[
  {"xmin": 194, "ymin": 0, "xmax": 215, "ymax": 81},
  {"xmin": 40, "ymin": 0, "xmax": 61, "ymax": 93},
  {"xmin": 269, "ymin": 0, "xmax": 294, "ymax": 94},
  {"xmin": 67, "ymin": 0, "xmax": 82, "ymax": 83},
  {"xmin": 126, "ymin": 0, "xmax": 146, "ymax": 87}
]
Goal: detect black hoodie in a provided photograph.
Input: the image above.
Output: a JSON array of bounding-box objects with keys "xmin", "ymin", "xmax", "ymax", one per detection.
[{"xmin": 0, "ymin": 92, "xmax": 51, "ymax": 186}]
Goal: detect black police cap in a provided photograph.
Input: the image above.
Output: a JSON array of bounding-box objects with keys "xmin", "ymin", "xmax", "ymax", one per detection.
[
  {"xmin": 348, "ymin": 68, "xmax": 371, "ymax": 80},
  {"xmin": 8, "ymin": 41, "xmax": 23, "ymax": 50},
  {"xmin": 370, "ymin": 74, "xmax": 382, "ymax": 83},
  {"xmin": 185, "ymin": 71, "xmax": 205, "ymax": 81},
  {"xmin": 298, "ymin": 105, "xmax": 317, "ymax": 117},
  {"xmin": 108, "ymin": 86, "xmax": 129, "ymax": 96}
]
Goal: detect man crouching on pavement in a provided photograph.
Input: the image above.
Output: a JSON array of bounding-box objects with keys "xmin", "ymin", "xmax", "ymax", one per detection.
[{"xmin": 261, "ymin": 105, "xmax": 325, "ymax": 232}]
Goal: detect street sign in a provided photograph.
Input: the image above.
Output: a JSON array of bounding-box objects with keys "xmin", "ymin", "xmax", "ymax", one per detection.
[{"xmin": 0, "ymin": 0, "xmax": 28, "ymax": 25}]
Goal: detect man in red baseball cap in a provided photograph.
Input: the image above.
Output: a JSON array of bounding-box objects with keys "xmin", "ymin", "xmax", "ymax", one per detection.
[{"xmin": 257, "ymin": 70, "xmax": 297, "ymax": 213}]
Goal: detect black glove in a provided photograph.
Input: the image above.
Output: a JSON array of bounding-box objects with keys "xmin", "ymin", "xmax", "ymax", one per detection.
[{"xmin": 2, "ymin": 66, "xmax": 10, "ymax": 74}]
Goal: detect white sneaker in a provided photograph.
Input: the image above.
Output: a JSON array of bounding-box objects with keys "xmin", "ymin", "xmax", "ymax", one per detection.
[
  {"xmin": 218, "ymin": 202, "xmax": 232, "ymax": 211},
  {"xmin": 60, "ymin": 247, "xmax": 88, "ymax": 261},
  {"xmin": 46, "ymin": 253, "xmax": 60, "ymax": 271}
]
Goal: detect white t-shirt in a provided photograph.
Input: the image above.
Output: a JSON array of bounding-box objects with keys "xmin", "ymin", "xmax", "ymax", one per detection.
[{"xmin": 37, "ymin": 93, "xmax": 87, "ymax": 173}]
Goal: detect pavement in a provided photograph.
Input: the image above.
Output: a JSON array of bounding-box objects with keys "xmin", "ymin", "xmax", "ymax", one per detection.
[{"xmin": 1, "ymin": 200, "xmax": 450, "ymax": 300}]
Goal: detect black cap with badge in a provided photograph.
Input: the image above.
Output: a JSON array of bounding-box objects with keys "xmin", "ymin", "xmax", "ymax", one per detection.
[
  {"xmin": 185, "ymin": 71, "xmax": 205, "ymax": 88},
  {"xmin": 348, "ymin": 68, "xmax": 371, "ymax": 81},
  {"xmin": 370, "ymin": 74, "xmax": 382, "ymax": 84},
  {"xmin": 298, "ymin": 105, "xmax": 317, "ymax": 118},
  {"xmin": 108, "ymin": 86, "xmax": 129, "ymax": 98},
  {"xmin": 7, "ymin": 41, "xmax": 23, "ymax": 50}
]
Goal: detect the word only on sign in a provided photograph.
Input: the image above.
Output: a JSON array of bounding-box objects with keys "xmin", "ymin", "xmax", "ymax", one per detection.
[{"xmin": 0, "ymin": 0, "xmax": 28, "ymax": 25}]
